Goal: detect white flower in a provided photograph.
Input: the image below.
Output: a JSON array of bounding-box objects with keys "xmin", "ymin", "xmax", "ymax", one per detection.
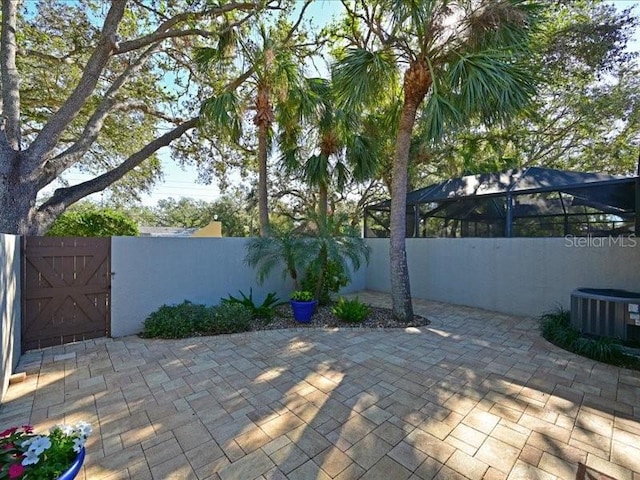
[
  {"xmin": 74, "ymin": 421, "xmax": 92, "ymax": 438},
  {"xmin": 27, "ymin": 436, "xmax": 51, "ymax": 455},
  {"xmin": 72, "ymin": 436, "xmax": 86, "ymax": 453},
  {"xmin": 21, "ymin": 437, "xmax": 34, "ymax": 448},
  {"xmin": 21, "ymin": 449, "xmax": 41, "ymax": 466},
  {"xmin": 58, "ymin": 424, "xmax": 74, "ymax": 436}
]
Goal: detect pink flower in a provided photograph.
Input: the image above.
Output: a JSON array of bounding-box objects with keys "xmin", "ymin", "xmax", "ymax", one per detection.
[
  {"xmin": 21, "ymin": 426, "xmax": 33, "ymax": 434},
  {"xmin": 0, "ymin": 427, "xmax": 17, "ymax": 437},
  {"xmin": 8, "ymin": 463, "xmax": 25, "ymax": 478}
]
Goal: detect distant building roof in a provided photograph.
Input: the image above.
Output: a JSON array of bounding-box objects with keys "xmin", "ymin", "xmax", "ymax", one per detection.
[
  {"xmin": 369, "ymin": 167, "xmax": 634, "ymax": 209},
  {"xmin": 138, "ymin": 226, "xmax": 198, "ymax": 237}
]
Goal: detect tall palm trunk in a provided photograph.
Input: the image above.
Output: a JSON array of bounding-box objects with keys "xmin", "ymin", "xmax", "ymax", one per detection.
[
  {"xmin": 318, "ymin": 181, "xmax": 328, "ymax": 224},
  {"xmin": 390, "ymin": 60, "xmax": 431, "ymax": 321},
  {"xmin": 254, "ymin": 85, "xmax": 274, "ymax": 236},
  {"xmin": 257, "ymin": 121, "xmax": 269, "ymax": 236}
]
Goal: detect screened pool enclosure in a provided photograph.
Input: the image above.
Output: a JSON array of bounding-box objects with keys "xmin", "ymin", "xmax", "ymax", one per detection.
[{"xmin": 364, "ymin": 167, "xmax": 639, "ymax": 238}]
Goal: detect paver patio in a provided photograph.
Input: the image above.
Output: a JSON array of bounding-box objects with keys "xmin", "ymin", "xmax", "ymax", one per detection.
[{"xmin": 2, "ymin": 291, "xmax": 639, "ymax": 479}]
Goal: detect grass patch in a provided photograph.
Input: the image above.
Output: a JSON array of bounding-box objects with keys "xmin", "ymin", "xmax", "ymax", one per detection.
[{"xmin": 540, "ymin": 308, "xmax": 640, "ymax": 371}]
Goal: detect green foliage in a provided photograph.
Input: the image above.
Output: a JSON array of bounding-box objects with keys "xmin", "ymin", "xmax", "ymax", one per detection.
[
  {"xmin": 332, "ymin": 297, "xmax": 369, "ymax": 323},
  {"xmin": 290, "ymin": 290, "xmax": 314, "ymax": 302},
  {"xmin": 245, "ymin": 214, "xmax": 369, "ymax": 304},
  {"xmin": 46, "ymin": 206, "xmax": 138, "ymax": 237},
  {"xmin": 119, "ymin": 193, "xmax": 255, "ymax": 237},
  {"xmin": 209, "ymin": 302, "xmax": 253, "ymax": 335},
  {"xmin": 301, "ymin": 260, "xmax": 348, "ymax": 305},
  {"xmin": 222, "ymin": 289, "xmax": 283, "ymax": 320},
  {"xmin": 539, "ymin": 308, "xmax": 578, "ymax": 349},
  {"xmin": 245, "ymin": 230, "xmax": 312, "ymax": 288},
  {"xmin": 141, "ymin": 300, "xmax": 253, "ymax": 338},
  {"xmin": 573, "ymin": 336, "xmax": 625, "ymax": 364},
  {"xmin": 411, "ymin": 1, "xmax": 640, "ymax": 183},
  {"xmin": 141, "ymin": 301, "xmax": 216, "ymax": 339},
  {"xmin": 539, "ymin": 308, "xmax": 626, "ymax": 365}
]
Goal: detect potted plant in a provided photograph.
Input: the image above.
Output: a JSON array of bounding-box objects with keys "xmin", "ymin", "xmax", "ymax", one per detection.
[
  {"xmin": 290, "ymin": 290, "xmax": 317, "ymax": 323},
  {"xmin": 0, "ymin": 422, "xmax": 91, "ymax": 480}
]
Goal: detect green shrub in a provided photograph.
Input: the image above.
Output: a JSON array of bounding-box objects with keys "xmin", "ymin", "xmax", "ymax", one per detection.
[
  {"xmin": 142, "ymin": 301, "xmax": 215, "ymax": 338},
  {"xmin": 573, "ymin": 336, "xmax": 625, "ymax": 363},
  {"xmin": 291, "ymin": 290, "xmax": 314, "ymax": 301},
  {"xmin": 222, "ymin": 289, "xmax": 283, "ymax": 321},
  {"xmin": 301, "ymin": 260, "xmax": 348, "ymax": 305},
  {"xmin": 332, "ymin": 297, "xmax": 369, "ymax": 323},
  {"xmin": 539, "ymin": 307, "xmax": 626, "ymax": 365},
  {"xmin": 47, "ymin": 207, "xmax": 139, "ymax": 237},
  {"xmin": 209, "ymin": 303, "xmax": 253, "ymax": 334}
]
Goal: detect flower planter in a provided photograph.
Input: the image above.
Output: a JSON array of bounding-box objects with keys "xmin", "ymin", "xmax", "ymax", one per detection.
[
  {"xmin": 290, "ymin": 299, "xmax": 318, "ymax": 323},
  {"xmin": 58, "ymin": 448, "xmax": 85, "ymax": 480}
]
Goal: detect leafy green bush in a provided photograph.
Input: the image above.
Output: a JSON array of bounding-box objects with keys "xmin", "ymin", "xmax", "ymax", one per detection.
[
  {"xmin": 291, "ymin": 290, "xmax": 314, "ymax": 302},
  {"xmin": 209, "ymin": 303, "xmax": 252, "ymax": 334},
  {"xmin": 142, "ymin": 301, "xmax": 215, "ymax": 338},
  {"xmin": 222, "ymin": 289, "xmax": 283, "ymax": 320},
  {"xmin": 142, "ymin": 301, "xmax": 252, "ymax": 338},
  {"xmin": 332, "ymin": 297, "xmax": 369, "ymax": 323},
  {"xmin": 301, "ymin": 260, "xmax": 349, "ymax": 305},
  {"xmin": 47, "ymin": 207, "xmax": 139, "ymax": 237}
]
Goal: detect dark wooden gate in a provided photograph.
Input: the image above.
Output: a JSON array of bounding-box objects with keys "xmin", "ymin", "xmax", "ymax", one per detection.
[{"xmin": 22, "ymin": 237, "xmax": 111, "ymax": 350}]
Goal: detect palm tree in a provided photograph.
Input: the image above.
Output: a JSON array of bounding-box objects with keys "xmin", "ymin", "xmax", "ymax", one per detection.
[
  {"xmin": 245, "ymin": 229, "xmax": 311, "ymax": 289},
  {"xmin": 333, "ymin": 0, "xmax": 538, "ymax": 321},
  {"xmin": 245, "ymin": 213, "xmax": 369, "ymax": 302},
  {"xmin": 301, "ymin": 212, "xmax": 370, "ymax": 303},
  {"xmin": 197, "ymin": 24, "xmax": 306, "ymax": 236},
  {"xmin": 278, "ymin": 77, "xmax": 380, "ymax": 225}
]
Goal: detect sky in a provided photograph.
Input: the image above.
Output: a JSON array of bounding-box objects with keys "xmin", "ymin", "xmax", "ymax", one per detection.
[
  {"xmin": 48, "ymin": 0, "xmax": 345, "ymax": 207},
  {"xmin": 46, "ymin": 0, "xmax": 640, "ymax": 208}
]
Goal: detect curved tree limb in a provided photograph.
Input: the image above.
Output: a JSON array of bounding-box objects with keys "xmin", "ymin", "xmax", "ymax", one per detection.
[
  {"xmin": 37, "ymin": 116, "xmax": 199, "ymax": 219},
  {"xmin": 116, "ymin": 2, "xmax": 261, "ymax": 54},
  {"xmin": 40, "ymin": 42, "xmax": 161, "ymax": 188},
  {"xmin": 26, "ymin": 0, "xmax": 126, "ymax": 163}
]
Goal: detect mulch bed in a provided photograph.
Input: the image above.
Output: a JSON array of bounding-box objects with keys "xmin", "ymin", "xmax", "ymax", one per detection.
[{"xmin": 249, "ymin": 304, "xmax": 430, "ymax": 331}]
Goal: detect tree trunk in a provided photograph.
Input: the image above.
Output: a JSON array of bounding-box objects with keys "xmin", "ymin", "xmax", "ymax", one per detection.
[
  {"xmin": 318, "ymin": 181, "xmax": 328, "ymax": 225},
  {"xmin": 390, "ymin": 60, "xmax": 431, "ymax": 322},
  {"xmin": 390, "ymin": 101, "xmax": 419, "ymax": 321},
  {"xmin": 314, "ymin": 243, "xmax": 327, "ymax": 303},
  {"xmin": 0, "ymin": 151, "xmax": 42, "ymax": 235},
  {"xmin": 254, "ymin": 85, "xmax": 273, "ymax": 237},
  {"xmin": 257, "ymin": 121, "xmax": 270, "ymax": 236}
]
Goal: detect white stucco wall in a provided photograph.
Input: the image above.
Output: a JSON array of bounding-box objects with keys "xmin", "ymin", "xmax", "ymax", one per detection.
[
  {"xmin": 366, "ymin": 237, "xmax": 640, "ymax": 317},
  {"xmin": 0, "ymin": 234, "xmax": 21, "ymax": 403},
  {"xmin": 111, "ymin": 237, "xmax": 367, "ymax": 337}
]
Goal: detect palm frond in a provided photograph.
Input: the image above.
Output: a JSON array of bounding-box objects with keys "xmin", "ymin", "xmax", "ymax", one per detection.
[
  {"xmin": 304, "ymin": 154, "xmax": 331, "ymax": 186},
  {"xmin": 420, "ymin": 85, "xmax": 462, "ymax": 143},
  {"xmin": 332, "ymin": 48, "xmax": 399, "ymax": 112},
  {"xmin": 462, "ymin": 0, "xmax": 542, "ymax": 52},
  {"xmin": 346, "ymin": 135, "xmax": 378, "ymax": 181},
  {"xmin": 334, "ymin": 161, "xmax": 350, "ymax": 191},
  {"xmin": 193, "ymin": 47, "xmax": 221, "ymax": 72},
  {"xmin": 390, "ymin": 0, "xmax": 439, "ymax": 40},
  {"xmin": 200, "ymin": 92, "xmax": 243, "ymax": 142},
  {"xmin": 448, "ymin": 51, "xmax": 536, "ymax": 124}
]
